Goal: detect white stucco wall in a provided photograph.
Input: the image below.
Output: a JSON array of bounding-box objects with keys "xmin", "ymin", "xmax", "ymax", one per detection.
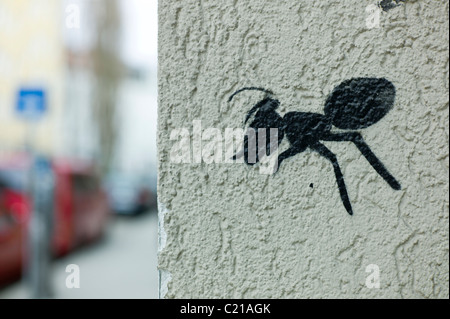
[{"xmin": 158, "ymin": 0, "xmax": 449, "ymax": 298}]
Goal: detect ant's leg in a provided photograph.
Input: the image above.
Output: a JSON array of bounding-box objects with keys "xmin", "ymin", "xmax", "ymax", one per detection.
[
  {"xmin": 322, "ymin": 132, "xmax": 401, "ymax": 190},
  {"xmin": 275, "ymin": 147, "xmax": 300, "ymax": 172},
  {"xmin": 311, "ymin": 142, "xmax": 353, "ymax": 215}
]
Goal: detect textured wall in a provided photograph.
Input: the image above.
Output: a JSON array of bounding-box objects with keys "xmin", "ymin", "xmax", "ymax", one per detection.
[{"xmin": 158, "ymin": 0, "xmax": 449, "ymax": 298}]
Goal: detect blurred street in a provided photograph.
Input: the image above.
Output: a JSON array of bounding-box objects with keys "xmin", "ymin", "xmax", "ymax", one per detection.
[
  {"xmin": 0, "ymin": 0, "xmax": 158, "ymax": 299},
  {"xmin": 0, "ymin": 210, "xmax": 158, "ymax": 299}
]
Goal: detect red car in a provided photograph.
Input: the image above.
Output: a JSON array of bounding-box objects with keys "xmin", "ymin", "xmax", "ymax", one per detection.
[
  {"xmin": 0, "ymin": 178, "xmax": 30, "ymax": 286},
  {"xmin": 52, "ymin": 159, "xmax": 110, "ymax": 256},
  {"xmin": 0, "ymin": 154, "xmax": 110, "ymax": 285}
]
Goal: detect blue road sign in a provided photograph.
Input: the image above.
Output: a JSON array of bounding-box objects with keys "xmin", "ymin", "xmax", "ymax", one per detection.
[{"xmin": 16, "ymin": 88, "xmax": 47, "ymax": 121}]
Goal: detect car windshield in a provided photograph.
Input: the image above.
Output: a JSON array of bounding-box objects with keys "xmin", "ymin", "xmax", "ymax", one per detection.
[{"xmin": 0, "ymin": 169, "xmax": 27, "ymax": 191}]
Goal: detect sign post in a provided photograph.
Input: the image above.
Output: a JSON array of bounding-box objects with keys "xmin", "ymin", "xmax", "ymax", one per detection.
[{"xmin": 16, "ymin": 87, "xmax": 52, "ymax": 298}]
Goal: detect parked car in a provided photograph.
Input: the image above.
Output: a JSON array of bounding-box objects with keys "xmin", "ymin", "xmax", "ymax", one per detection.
[
  {"xmin": 0, "ymin": 154, "xmax": 110, "ymax": 285},
  {"xmin": 105, "ymin": 174, "xmax": 156, "ymax": 215},
  {"xmin": 52, "ymin": 159, "xmax": 110, "ymax": 256},
  {"xmin": 0, "ymin": 162, "xmax": 31, "ymax": 286}
]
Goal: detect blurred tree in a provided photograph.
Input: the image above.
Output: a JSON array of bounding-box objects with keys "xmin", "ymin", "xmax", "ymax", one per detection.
[{"xmin": 91, "ymin": 0, "xmax": 124, "ymax": 175}]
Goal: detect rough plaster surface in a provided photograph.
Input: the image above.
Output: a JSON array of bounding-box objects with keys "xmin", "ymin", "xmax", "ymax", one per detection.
[{"xmin": 158, "ymin": 0, "xmax": 449, "ymax": 298}]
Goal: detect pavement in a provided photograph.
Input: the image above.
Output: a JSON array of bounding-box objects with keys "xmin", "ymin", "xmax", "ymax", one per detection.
[{"xmin": 0, "ymin": 210, "xmax": 159, "ymax": 299}]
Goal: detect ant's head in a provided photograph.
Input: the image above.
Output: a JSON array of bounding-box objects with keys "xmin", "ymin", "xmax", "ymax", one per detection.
[{"xmin": 259, "ymin": 97, "xmax": 280, "ymax": 112}]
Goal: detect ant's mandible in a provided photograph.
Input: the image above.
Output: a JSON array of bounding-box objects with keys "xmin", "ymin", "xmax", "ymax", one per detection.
[{"xmin": 230, "ymin": 77, "xmax": 402, "ymax": 216}]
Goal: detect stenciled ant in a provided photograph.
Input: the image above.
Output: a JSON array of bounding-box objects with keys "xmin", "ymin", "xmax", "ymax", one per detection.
[{"xmin": 230, "ymin": 78, "xmax": 401, "ymax": 215}]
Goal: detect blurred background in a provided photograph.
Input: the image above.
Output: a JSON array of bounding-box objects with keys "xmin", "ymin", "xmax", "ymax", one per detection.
[{"xmin": 0, "ymin": 0, "xmax": 158, "ymax": 298}]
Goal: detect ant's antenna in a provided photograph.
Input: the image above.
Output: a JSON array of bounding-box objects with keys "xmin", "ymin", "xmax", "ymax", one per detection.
[{"xmin": 228, "ymin": 87, "xmax": 273, "ymax": 102}]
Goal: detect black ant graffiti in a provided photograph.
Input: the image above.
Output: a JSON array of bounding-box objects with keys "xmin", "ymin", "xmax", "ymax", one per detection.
[{"xmin": 230, "ymin": 77, "xmax": 401, "ymax": 215}]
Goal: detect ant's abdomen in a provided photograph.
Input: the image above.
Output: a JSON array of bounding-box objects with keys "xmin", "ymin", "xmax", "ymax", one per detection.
[
  {"xmin": 283, "ymin": 112, "xmax": 331, "ymax": 149},
  {"xmin": 324, "ymin": 77, "xmax": 395, "ymax": 130}
]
